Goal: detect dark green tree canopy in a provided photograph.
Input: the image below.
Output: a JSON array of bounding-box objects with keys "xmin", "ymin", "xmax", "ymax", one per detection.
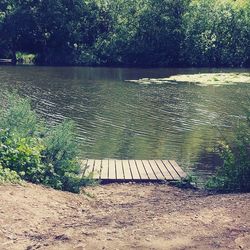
[{"xmin": 0, "ymin": 0, "xmax": 249, "ymax": 66}]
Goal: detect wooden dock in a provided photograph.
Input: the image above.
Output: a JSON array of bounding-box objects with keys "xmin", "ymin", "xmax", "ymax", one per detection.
[
  {"xmin": 0, "ymin": 59, "xmax": 12, "ymax": 64},
  {"xmin": 81, "ymin": 159, "xmax": 187, "ymax": 181}
]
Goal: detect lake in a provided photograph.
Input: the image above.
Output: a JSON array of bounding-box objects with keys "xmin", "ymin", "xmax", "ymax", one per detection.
[{"xmin": 0, "ymin": 66, "xmax": 249, "ymax": 178}]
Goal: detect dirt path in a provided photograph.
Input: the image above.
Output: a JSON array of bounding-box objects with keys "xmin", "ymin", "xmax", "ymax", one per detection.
[{"xmin": 0, "ymin": 183, "xmax": 249, "ymax": 250}]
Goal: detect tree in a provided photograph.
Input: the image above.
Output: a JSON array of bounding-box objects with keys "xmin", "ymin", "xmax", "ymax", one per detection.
[
  {"xmin": 182, "ymin": 0, "xmax": 250, "ymax": 67},
  {"xmin": 0, "ymin": 0, "xmax": 39, "ymax": 63},
  {"xmin": 0, "ymin": 0, "xmax": 111, "ymax": 65},
  {"xmin": 129, "ymin": 0, "xmax": 190, "ymax": 66},
  {"xmin": 0, "ymin": 0, "xmax": 249, "ymax": 66}
]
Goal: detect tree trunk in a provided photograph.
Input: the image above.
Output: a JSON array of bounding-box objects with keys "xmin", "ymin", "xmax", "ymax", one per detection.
[{"xmin": 11, "ymin": 50, "xmax": 17, "ymax": 65}]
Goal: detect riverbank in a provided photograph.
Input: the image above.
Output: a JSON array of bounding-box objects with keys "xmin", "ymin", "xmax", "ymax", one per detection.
[{"xmin": 0, "ymin": 183, "xmax": 249, "ymax": 250}]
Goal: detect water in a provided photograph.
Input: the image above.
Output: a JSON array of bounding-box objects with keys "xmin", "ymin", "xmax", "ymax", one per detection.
[{"xmin": 0, "ymin": 66, "xmax": 249, "ymax": 177}]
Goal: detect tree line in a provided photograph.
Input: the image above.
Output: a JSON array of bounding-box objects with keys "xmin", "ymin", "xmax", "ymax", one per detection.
[{"xmin": 0, "ymin": 0, "xmax": 249, "ymax": 67}]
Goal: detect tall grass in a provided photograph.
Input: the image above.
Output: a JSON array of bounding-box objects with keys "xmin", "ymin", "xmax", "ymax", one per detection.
[{"xmin": 206, "ymin": 114, "xmax": 250, "ymax": 192}]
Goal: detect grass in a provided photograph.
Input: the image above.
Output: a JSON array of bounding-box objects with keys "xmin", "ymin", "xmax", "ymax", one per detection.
[{"xmin": 206, "ymin": 115, "xmax": 250, "ymax": 192}]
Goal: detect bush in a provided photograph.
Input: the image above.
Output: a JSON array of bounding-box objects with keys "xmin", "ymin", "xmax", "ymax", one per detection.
[
  {"xmin": 0, "ymin": 93, "xmax": 93, "ymax": 193},
  {"xmin": 0, "ymin": 129, "xmax": 45, "ymax": 183},
  {"xmin": 0, "ymin": 92, "xmax": 41, "ymax": 137},
  {"xmin": 206, "ymin": 118, "xmax": 250, "ymax": 192},
  {"xmin": 0, "ymin": 164, "xmax": 22, "ymax": 184}
]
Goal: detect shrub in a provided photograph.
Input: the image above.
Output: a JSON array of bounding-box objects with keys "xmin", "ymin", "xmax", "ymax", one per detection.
[
  {"xmin": 0, "ymin": 128, "xmax": 47, "ymax": 183},
  {"xmin": 206, "ymin": 118, "xmax": 250, "ymax": 192},
  {"xmin": 42, "ymin": 120, "xmax": 90, "ymax": 192},
  {"xmin": 0, "ymin": 93, "xmax": 93, "ymax": 193},
  {"xmin": 0, "ymin": 92, "xmax": 42, "ymax": 137},
  {"xmin": 0, "ymin": 164, "xmax": 22, "ymax": 184}
]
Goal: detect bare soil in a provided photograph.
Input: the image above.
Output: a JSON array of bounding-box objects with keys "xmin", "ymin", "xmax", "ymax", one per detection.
[{"xmin": 0, "ymin": 183, "xmax": 249, "ymax": 250}]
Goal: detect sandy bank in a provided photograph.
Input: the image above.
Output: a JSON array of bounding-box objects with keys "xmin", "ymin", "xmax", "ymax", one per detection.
[{"xmin": 0, "ymin": 183, "xmax": 249, "ymax": 250}]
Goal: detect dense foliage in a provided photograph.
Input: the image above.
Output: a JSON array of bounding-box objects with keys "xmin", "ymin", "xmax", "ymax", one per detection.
[
  {"xmin": 206, "ymin": 116, "xmax": 250, "ymax": 192},
  {"xmin": 0, "ymin": 0, "xmax": 249, "ymax": 66},
  {"xmin": 0, "ymin": 93, "xmax": 93, "ymax": 193},
  {"xmin": 0, "ymin": 164, "xmax": 22, "ymax": 184},
  {"xmin": 182, "ymin": 0, "xmax": 250, "ymax": 67}
]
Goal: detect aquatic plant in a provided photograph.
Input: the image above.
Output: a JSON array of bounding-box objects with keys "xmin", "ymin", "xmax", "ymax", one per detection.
[{"xmin": 127, "ymin": 73, "xmax": 250, "ymax": 86}]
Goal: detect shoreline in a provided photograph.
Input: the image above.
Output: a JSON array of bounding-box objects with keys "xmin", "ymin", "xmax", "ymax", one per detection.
[{"xmin": 0, "ymin": 182, "xmax": 249, "ymax": 250}]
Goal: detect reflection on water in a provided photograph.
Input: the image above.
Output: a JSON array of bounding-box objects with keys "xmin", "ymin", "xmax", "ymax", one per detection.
[{"xmin": 0, "ymin": 66, "xmax": 249, "ymax": 177}]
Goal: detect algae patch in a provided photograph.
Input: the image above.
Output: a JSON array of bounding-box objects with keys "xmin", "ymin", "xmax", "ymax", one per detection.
[{"xmin": 126, "ymin": 73, "xmax": 250, "ymax": 86}]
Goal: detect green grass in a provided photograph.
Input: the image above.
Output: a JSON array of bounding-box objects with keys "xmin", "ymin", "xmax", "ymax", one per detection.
[{"xmin": 206, "ymin": 117, "xmax": 250, "ymax": 192}]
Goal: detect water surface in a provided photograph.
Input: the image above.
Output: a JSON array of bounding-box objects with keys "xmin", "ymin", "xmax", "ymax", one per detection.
[{"xmin": 0, "ymin": 66, "xmax": 249, "ymax": 177}]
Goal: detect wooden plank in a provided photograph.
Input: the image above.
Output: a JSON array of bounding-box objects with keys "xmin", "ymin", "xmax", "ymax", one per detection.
[
  {"xmin": 100, "ymin": 159, "xmax": 109, "ymax": 179},
  {"xmin": 148, "ymin": 160, "xmax": 165, "ymax": 180},
  {"xmin": 169, "ymin": 160, "xmax": 187, "ymax": 179},
  {"xmin": 108, "ymin": 159, "xmax": 116, "ymax": 179},
  {"xmin": 162, "ymin": 160, "xmax": 181, "ymax": 180},
  {"xmin": 85, "ymin": 159, "xmax": 94, "ymax": 177},
  {"xmin": 0, "ymin": 59, "xmax": 12, "ymax": 63},
  {"xmin": 116, "ymin": 160, "xmax": 124, "ymax": 180},
  {"xmin": 141, "ymin": 160, "xmax": 157, "ymax": 180},
  {"xmin": 81, "ymin": 159, "xmax": 88, "ymax": 177},
  {"xmin": 129, "ymin": 160, "xmax": 141, "ymax": 180},
  {"xmin": 154, "ymin": 160, "xmax": 173, "ymax": 180},
  {"xmin": 135, "ymin": 160, "xmax": 149, "ymax": 180},
  {"xmin": 81, "ymin": 159, "xmax": 185, "ymax": 181},
  {"xmin": 122, "ymin": 160, "xmax": 132, "ymax": 180},
  {"xmin": 93, "ymin": 160, "xmax": 102, "ymax": 179}
]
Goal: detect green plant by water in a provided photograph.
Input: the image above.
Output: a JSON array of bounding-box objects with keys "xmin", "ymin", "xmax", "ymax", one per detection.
[
  {"xmin": 206, "ymin": 114, "xmax": 250, "ymax": 192},
  {"xmin": 0, "ymin": 93, "xmax": 94, "ymax": 193}
]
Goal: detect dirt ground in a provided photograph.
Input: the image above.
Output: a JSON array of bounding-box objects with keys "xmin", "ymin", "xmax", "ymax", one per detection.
[{"xmin": 0, "ymin": 183, "xmax": 249, "ymax": 250}]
